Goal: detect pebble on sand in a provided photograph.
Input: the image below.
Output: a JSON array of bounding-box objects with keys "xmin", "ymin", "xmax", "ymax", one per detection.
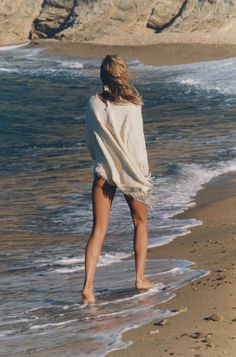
[
  {"xmin": 204, "ymin": 313, "xmax": 224, "ymax": 321},
  {"xmin": 190, "ymin": 331, "xmax": 203, "ymax": 339},
  {"xmin": 150, "ymin": 329, "xmax": 160, "ymax": 335},
  {"xmin": 155, "ymin": 319, "xmax": 168, "ymax": 326}
]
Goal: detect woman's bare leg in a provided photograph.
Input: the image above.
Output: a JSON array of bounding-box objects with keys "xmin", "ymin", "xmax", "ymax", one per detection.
[
  {"xmin": 124, "ymin": 195, "xmax": 154, "ymax": 290},
  {"xmin": 82, "ymin": 175, "xmax": 116, "ymax": 304}
]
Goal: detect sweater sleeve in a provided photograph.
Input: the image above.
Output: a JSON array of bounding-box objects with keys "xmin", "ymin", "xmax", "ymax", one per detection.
[
  {"xmin": 85, "ymin": 100, "xmax": 97, "ymax": 161},
  {"xmin": 127, "ymin": 105, "xmax": 150, "ymax": 178}
]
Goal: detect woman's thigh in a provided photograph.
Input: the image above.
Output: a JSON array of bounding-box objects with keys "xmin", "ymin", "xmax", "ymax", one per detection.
[{"xmin": 92, "ymin": 175, "xmax": 116, "ymax": 232}]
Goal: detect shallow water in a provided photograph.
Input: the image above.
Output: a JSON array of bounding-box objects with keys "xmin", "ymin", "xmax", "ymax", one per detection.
[{"xmin": 0, "ymin": 45, "xmax": 236, "ymax": 356}]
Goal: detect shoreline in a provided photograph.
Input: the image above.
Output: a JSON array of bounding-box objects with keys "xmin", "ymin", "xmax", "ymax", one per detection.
[
  {"xmin": 29, "ymin": 39, "xmax": 236, "ymax": 356},
  {"xmin": 1, "ymin": 36, "xmax": 236, "ymax": 356},
  {"xmin": 11, "ymin": 38, "xmax": 236, "ymax": 355},
  {"xmin": 28, "ymin": 40, "xmax": 236, "ymax": 66},
  {"xmin": 107, "ymin": 172, "xmax": 236, "ymax": 357}
]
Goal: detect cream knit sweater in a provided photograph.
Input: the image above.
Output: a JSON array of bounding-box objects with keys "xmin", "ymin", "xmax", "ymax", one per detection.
[{"xmin": 85, "ymin": 94, "xmax": 153, "ymax": 206}]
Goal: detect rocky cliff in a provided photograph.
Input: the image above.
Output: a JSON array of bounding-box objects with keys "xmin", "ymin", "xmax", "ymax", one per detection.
[
  {"xmin": 0, "ymin": 0, "xmax": 236, "ymax": 45},
  {"xmin": 0, "ymin": 1, "xmax": 42, "ymax": 45}
]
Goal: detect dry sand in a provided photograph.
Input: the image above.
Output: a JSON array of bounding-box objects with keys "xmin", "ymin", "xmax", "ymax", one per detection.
[
  {"xmin": 29, "ymin": 39, "xmax": 236, "ymax": 66},
  {"xmin": 107, "ymin": 172, "xmax": 236, "ymax": 357}
]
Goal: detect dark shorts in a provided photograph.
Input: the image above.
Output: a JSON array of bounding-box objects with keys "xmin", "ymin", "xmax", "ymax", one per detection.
[{"xmin": 93, "ymin": 172, "xmax": 116, "ymax": 187}]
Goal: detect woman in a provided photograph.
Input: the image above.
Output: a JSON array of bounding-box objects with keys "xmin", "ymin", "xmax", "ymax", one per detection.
[{"xmin": 82, "ymin": 54, "xmax": 154, "ymax": 305}]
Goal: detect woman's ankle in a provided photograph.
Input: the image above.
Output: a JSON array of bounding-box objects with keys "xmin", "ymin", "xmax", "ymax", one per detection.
[
  {"xmin": 82, "ymin": 291, "xmax": 95, "ymax": 305},
  {"xmin": 135, "ymin": 274, "xmax": 145, "ymax": 284},
  {"xmin": 83, "ymin": 282, "xmax": 94, "ymax": 292},
  {"xmin": 82, "ymin": 283, "xmax": 95, "ymax": 304},
  {"xmin": 135, "ymin": 276, "xmax": 155, "ymax": 290}
]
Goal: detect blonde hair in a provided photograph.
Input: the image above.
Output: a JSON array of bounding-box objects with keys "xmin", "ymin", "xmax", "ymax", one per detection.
[{"xmin": 100, "ymin": 54, "xmax": 143, "ymax": 106}]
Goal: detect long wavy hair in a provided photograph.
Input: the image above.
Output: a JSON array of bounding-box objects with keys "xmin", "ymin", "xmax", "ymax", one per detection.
[{"xmin": 99, "ymin": 55, "xmax": 143, "ymax": 106}]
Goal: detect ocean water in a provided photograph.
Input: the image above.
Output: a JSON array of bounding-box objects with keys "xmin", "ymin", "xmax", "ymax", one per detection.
[{"xmin": 0, "ymin": 43, "xmax": 236, "ymax": 356}]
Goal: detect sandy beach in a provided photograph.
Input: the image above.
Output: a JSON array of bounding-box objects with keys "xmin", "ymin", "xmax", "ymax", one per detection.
[
  {"xmin": 29, "ymin": 39, "xmax": 236, "ymax": 67},
  {"xmin": 106, "ymin": 173, "xmax": 236, "ymax": 357}
]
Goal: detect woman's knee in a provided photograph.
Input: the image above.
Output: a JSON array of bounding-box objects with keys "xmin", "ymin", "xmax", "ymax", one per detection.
[
  {"xmin": 124, "ymin": 195, "xmax": 148, "ymax": 227},
  {"xmin": 132, "ymin": 212, "xmax": 147, "ymax": 228},
  {"xmin": 91, "ymin": 223, "xmax": 108, "ymax": 238}
]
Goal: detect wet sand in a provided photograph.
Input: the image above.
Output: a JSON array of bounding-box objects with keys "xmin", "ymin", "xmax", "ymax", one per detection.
[
  {"xmin": 107, "ymin": 172, "xmax": 236, "ymax": 356},
  {"xmin": 29, "ymin": 40, "xmax": 236, "ymax": 66}
]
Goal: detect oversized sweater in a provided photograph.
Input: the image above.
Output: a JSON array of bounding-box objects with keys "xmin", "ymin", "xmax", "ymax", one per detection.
[{"xmin": 85, "ymin": 94, "xmax": 153, "ymax": 206}]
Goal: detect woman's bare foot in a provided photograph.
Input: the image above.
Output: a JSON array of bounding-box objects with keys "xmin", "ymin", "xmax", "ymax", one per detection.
[
  {"xmin": 82, "ymin": 288, "xmax": 95, "ymax": 305},
  {"xmin": 135, "ymin": 277, "xmax": 155, "ymax": 290}
]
